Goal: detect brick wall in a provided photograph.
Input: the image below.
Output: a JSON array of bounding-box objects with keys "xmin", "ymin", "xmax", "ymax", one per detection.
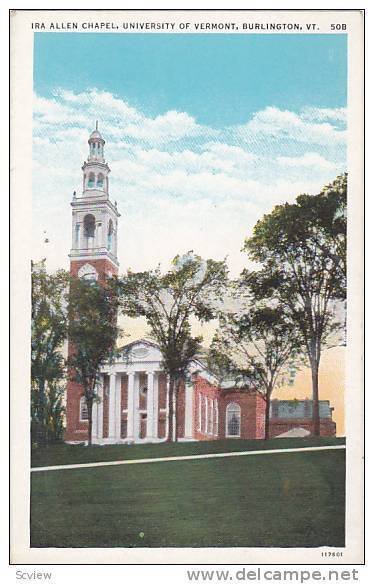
[
  {"xmin": 193, "ymin": 376, "xmax": 220, "ymax": 441},
  {"xmin": 65, "ymin": 258, "xmax": 118, "ymax": 442},
  {"xmin": 269, "ymin": 418, "xmax": 336, "ymax": 438},
  {"xmin": 219, "ymin": 390, "xmax": 265, "ymax": 440},
  {"xmin": 64, "ymin": 380, "xmax": 89, "ymax": 442},
  {"xmin": 69, "ymin": 258, "xmax": 118, "ymax": 281}
]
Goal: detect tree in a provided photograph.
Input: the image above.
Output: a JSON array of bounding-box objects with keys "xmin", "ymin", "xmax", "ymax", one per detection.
[
  {"xmin": 118, "ymin": 252, "xmax": 228, "ymax": 441},
  {"xmin": 67, "ymin": 276, "xmax": 121, "ymax": 445},
  {"xmin": 31, "ymin": 260, "xmax": 69, "ymax": 443},
  {"xmin": 242, "ymin": 174, "xmax": 347, "ymax": 435},
  {"xmin": 209, "ymin": 303, "xmax": 302, "ymax": 439}
]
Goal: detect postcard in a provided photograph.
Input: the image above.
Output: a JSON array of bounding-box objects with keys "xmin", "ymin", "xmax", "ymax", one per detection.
[{"xmin": 10, "ymin": 9, "xmax": 364, "ymax": 565}]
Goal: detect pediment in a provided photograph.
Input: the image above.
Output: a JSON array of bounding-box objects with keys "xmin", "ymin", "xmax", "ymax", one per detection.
[{"xmin": 117, "ymin": 339, "xmax": 162, "ymax": 364}]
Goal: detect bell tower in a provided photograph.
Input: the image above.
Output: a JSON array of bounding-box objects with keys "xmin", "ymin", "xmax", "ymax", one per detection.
[
  {"xmin": 69, "ymin": 122, "xmax": 120, "ymax": 281},
  {"xmin": 65, "ymin": 124, "xmax": 120, "ymax": 443}
]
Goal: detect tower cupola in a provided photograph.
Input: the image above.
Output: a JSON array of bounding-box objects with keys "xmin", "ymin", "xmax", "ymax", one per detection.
[
  {"xmin": 81, "ymin": 122, "xmax": 110, "ymax": 197},
  {"xmin": 88, "ymin": 121, "xmax": 105, "ymax": 162},
  {"xmin": 70, "ymin": 124, "xmax": 120, "ymax": 269}
]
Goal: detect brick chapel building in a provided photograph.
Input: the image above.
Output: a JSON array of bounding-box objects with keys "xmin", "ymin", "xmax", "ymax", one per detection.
[{"xmin": 65, "ymin": 126, "xmax": 336, "ymax": 444}]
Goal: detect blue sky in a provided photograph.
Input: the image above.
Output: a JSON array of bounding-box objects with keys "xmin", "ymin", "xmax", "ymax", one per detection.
[
  {"xmin": 34, "ymin": 33, "xmax": 346, "ymax": 126},
  {"xmin": 32, "ymin": 32, "xmax": 347, "ymax": 275}
]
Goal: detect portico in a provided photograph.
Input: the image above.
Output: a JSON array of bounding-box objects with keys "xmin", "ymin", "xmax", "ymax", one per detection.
[
  {"xmin": 91, "ymin": 370, "xmax": 164, "ymax": 444},
  {"xmin": 90, "ymin": 340, "xmax": 190, "ymax": 444}
]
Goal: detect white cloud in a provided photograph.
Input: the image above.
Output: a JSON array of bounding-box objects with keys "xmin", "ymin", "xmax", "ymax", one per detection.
[
  {"xmin": 32, "ymin": 90, "xmax": 346, "ymax": 275},
  {"xmin": 237, "ymin": 106, "xmax": 346, "ymax": 147},
  {"xmin": 34, "ymin": 89, "xmax": 209, "ymax": 145},
  {"xmin": 301, "ymin": 106, "xmax": 347, "ymax": 124},
  {"xmin": 277, "ymin": 152, "xmax": 337, "ymax": 170}
]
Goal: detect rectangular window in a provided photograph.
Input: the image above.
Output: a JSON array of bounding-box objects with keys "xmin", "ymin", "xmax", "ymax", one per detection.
[
  {"xmin": 209, "ymin": 398, "xmax": 214, "ymax": 434},
  {"xmin": 80, "ymin": 397, "xmax": 89, "ymax": 421},
  {"xmin": 226, "ymin": 403, "xmax": 241, "ymax": 437}
]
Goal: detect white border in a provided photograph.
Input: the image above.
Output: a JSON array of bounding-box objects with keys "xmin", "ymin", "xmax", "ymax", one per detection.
[{"xmin": 8, "ymin": 6, "xmax": 364, "ymax": 566}]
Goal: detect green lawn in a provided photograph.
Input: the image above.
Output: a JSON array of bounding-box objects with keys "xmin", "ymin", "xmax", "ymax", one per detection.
[
  {"xmin": 31, "ymin": 443, "xmax": 345, "ymax": 548},
  {"xmin": 31, "ymin": 436, "xmax": 345, "ymax": 467}
]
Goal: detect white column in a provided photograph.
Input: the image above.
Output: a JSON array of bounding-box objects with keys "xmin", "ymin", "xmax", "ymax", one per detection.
[
  {"xmin": 127, "ymin": 372, "xmax": 135, "ymax": 440},
  {"xmin": 172, "ymin": 388, "xmax": 177, "ymax": 441},
  {"xmin": 133, "ymin": 372, "xmax": 140, "ymax": 440},
  {"xmin": 92, "ymin": 394, "xmax": 98, "ymax": 440},
  {"xmin": 146, "ymin": 372, "xmax": 155, "ymax": 439},
  {"xmin": 210, "ymin": 398, "xmax": 214, "ymax": 435},
  {"xmin": 204, "ymin": 396, "xmax": 209, "ymax": 434},
  {"xmin": 95, "ymin": 376, "xmax": 103, "ymax": 441},
  {"xmin": 96, "ymin": 223, "xmax": 102, "ymax": 248},
  {"xmin": 165, "ymin": 378, "xmax": 170, "ymax": 440},
  {"xmin": 115, "ymin": 374, "xmax": 122, "ymax": 439},
  {"xmin": 108, "ymin": 373, "xmax": 117, "ymax": 440},
  {"xmin": 184, "ymin": 381, "xmax": 194, "ymax": 439},
  {"xmin": 91, "ymin": 377, "xmax": 100, "ymax": 440},
  {"xmin": 153, "ymin": 373, "xmax": 159, "ymax": 438}
]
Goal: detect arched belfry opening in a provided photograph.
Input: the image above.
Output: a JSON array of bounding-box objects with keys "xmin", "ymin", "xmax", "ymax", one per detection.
[
  {"xmin": 97, "ymin": 173, "xmax": 104, "ymax": 188},
  {"xmin": 87, "ymin": 172, "xmax": 95, "ymax": 188},
  {"xmin": 84, "ymin": 213, "xmax": 96, "ymax": 239}
]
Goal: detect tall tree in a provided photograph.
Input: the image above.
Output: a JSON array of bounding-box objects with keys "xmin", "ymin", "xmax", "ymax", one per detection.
[
  {"xmin": 118, "ymin": 252, "xmax": 228, "ymax": 441},
  {"xmin": 209, "ymin": 304, "xmax": 302, "ymax": 439},
  {"xmin": 243, "ymin": 174, "xmax": 347, "ymax": 435},
  {"xmin": 31, "ymin": 260, "xmax": 69, "ymax": 443},
  {"xmin": 67, "ymin": 276, "xmax": 121, "ymax": 445}
]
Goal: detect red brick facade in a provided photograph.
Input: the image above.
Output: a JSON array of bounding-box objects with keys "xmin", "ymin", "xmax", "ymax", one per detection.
[
  {"xmin": 65, "ymin": 257, "xmax": 118, "ymax": 443},
  {"xmin": 268, "ymin": 418, "xmax": 336, "ymax": 438},
  {"xmin": 192, "ymin": 377, "xmax": 268, "ymax": 441},
  {"xmin": 66, "ymin": 368, "xmax": 337, "ymax": 443}
]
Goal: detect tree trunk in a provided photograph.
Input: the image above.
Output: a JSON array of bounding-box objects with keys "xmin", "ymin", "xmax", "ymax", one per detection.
[
  {"xmin": 311, "ymin": 363, "xmax": 320, "ymax": 436},
  {"xmin": 87, "ymin": 400, "xmax": 93, "ymax": 445},
  {"xmin": 264, "ymin": 397, "xmax": 271, "ymax": 440},
  {"xmin": 166, "ymin": 377, "xmax": 175, "ymax": 442}
]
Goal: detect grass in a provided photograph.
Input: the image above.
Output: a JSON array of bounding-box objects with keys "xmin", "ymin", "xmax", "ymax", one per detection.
[
  {"xmin": 31, "ymin": 436, "xmax": 345, "ymax": 467},
  {"xmin": 30, "ymin": 441, "xmax": 345, "ymax": 548}
]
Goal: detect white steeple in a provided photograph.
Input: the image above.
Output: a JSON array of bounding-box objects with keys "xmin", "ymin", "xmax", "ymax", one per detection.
[
  {"xmin": 81, "ymin": 121, "xmax": 110, "ymax": 197},
  {"xmin": 70, "ymin": 124, "xmax": 120, "ymax": 268}
]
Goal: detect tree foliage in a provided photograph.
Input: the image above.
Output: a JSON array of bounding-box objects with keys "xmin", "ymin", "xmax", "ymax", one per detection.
[
  {"xmin": 31, "ymin": 260, "xmax": 69, "ymax": 444},
  {"xmin": 209, "ymin": 300, "xmax": 303, "ymax": 439},
  {"xmin": 118, "ymin": 251, "xmax": 228, "ymax": 441},
  {"xmin": 67, "ymin": 276, "xmax": 121, "ymax": 444},
  {"xmin": 242, "ymin": 174, "xmax": 347, "ymax": 435}
]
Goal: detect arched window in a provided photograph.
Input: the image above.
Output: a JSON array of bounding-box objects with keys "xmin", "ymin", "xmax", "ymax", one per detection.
[
  {"xmin": 108, "ymin": 219, "xmax": 114, "ymax": 250},
  {"xmin": 97, "ymin": 173, "xmax": 104, "ymax": 188},
  {"xmin": 226, "ymin": 402, "xmax": 241, "ymax": 437},
  {"xmin": 87, "ymin": 172, "xmax": 95, "ymax": 188},
  {"xmin": 84, "ymin": 214, "xmax": 96, "ymax": 238},
  {"xmin": 80, "ymin": 396, "xmax": 88, "ymax": 421}
]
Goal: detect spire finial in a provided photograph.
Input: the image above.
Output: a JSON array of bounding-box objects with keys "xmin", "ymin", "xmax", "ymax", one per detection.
[{"xmin": 95, "ymin": 120, "xmax": 98, "ymax": 131}]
